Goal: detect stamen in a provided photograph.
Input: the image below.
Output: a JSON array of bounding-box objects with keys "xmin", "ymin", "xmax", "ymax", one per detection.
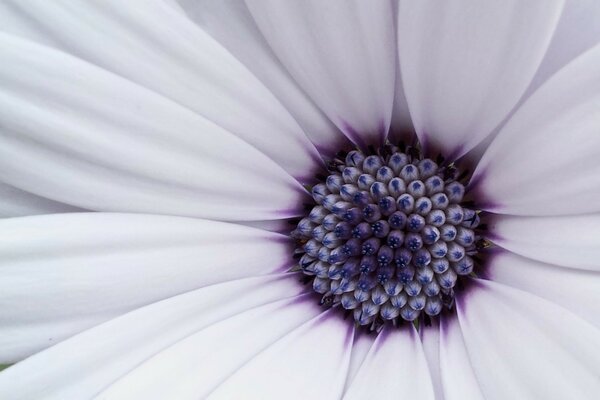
[{"xmin": 292, "ymin": 144, "xmax": 482, "ymax": 329}]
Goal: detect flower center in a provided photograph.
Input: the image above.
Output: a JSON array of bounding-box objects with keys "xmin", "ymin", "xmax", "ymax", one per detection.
[{"xmin": 292, "ymin": 144, "xmax": 484, "ymax": 330}]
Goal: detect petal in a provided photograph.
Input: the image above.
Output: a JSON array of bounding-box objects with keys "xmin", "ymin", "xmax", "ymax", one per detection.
[
  {"xmin": 489, "ymin": 214, "xmax": 600, "ymax": 271},
  {"xmin": 528, "ymin": 0, "xmax": 600, "ymax": 97},
  {"xmin": 207, "ymin": 309, "xmax": 354, "ymax": 400},
  {"xmin": 398, "ymin": 0, "xmax": 564, "ymax": 159},
  {"xmin": 343, "ymin": 326, "xmax": 435, "ymax": 400},
  {"xmin": 0, "ymin": 33, "xmax": 306, "ymax": 221},
  {"xmin": 457, "ymin": 279, "xmax": 600, "ymax": 399},
  {"xmin": 0, "ymin": 213, "xmax": 294, "ymax": 362},
  {"xmin": 389, "ymin": 0, "xmax": 414, "ymax": 139},
  {"xmin": 484, "ymin": 251, "xmax": 600, "ymax": 328},
  {"xmin": 0, "ymin": 0, "xmax": 322, "ymax": 180},
  {"xmin": 439, "ymin": 318, "xmax": 485, "ymax": 400},
  {"xmin": 0, "ymin": 275, "xmax": 308, "ymax": 398},
  {"xmin": 174, "ymin": 0, "xmax": 349, "ymax": 155},
  {"xmin": 473, "ymin": 43, "xmax": 600, "ymax": 216},
  {"xmin": 343, "ymin": 331, "xmax": 375, "ymax": 392},
  {"xmin": 0, "ymin": 182, "xmax": 81, "ymax": 217},
  {"xmin": 246, "ymin": 0, "xmax": 396, "ymax": 148},
  {"xmin": 419, "ymin": 320, "xmax": 445, "ymax": 400},
  {"xmin": 95, "ymin": 295, "xmax": 322, "ymax": 399}
]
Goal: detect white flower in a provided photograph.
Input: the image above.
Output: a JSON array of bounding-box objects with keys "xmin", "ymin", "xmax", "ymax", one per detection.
[{"xmin": 0, "ymin": 0, "xmax": 599, "ymax": 399}]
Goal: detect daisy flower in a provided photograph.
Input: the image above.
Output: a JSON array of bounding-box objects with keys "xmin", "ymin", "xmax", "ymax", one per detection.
[{"xmin": 1, "ymin": 0, "xmax": 599, "ymax": 399}]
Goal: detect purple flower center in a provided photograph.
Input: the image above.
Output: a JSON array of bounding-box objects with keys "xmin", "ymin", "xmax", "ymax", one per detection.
[{"xmin": 292, "ymin": 144, "xmax": 485, "ymax": 330}]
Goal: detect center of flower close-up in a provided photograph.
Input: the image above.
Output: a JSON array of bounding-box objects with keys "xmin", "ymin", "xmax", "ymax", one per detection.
[{"xmin": 293, "ymin": 143, "xmax": 487, "ymax": 329}]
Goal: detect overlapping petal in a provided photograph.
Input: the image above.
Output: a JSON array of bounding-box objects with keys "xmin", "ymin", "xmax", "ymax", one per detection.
[
  {"xmin": 206, "ymin": 309, "xmax": 354, "ymax": 400},
  {"xmin": 0, "ymin": 0, "xmax": 322, "ymax": 179},
  {"xmin": 398, "ymin": 0, "xmax": 564, "ymax": 159},
  {"xmin": 95, "ymin": 295, "xmax": 322, "ymax": 399},
  {"xmin": 174, "ymin": 0, "xmax": 348, "ymax": 155},
  {"xmin": 0, "ymin": 182, "xmax": 81, "ymax": 217},
  {"xmin": 246, "ymin": 0, "xmax": 396, "ymax": 148},
  {"xmin": 484, "ymin": 251, "xmax": 600, "ymax": 328},
  {"xmin": 528, "ymin": 0, "xmax": 600, "ymax": 96},
  {"xmin": 343, "ymin": 326, "xmax": 435, "ymax": 400},
  {"xmin": 457, "ymin": 280, "xmax": 600, "ymax": 399},
  {"xmin": 0, "ymin": 275, "xmax": 308, "ymax": 399},
  {"xmin": 474, "ymin": 43, "xmax": 600, "ymax": 216},
  {"xmin": 439, "ymin": 318, "xmax": 485, "ymax": 400},
  {"xmin": 0, "ymin": 33, "xmax": 306, "ymax": 221},
  {"xmin": 0, "ymin": 213, "xmax": 293, "ymax": 362},
  {"xmin": 489, "ymin": 214, "xmax": 600, "ymax": 271}
]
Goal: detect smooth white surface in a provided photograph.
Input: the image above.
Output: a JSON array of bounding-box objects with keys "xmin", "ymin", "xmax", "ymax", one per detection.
[
  {"xmin": 486, "ymin": 251, "xmax": 600, "ymax": 328},
  {"xmin": 0, "ymin": 274, "xmax": 308, "ymax": 399},
  {"xmin": 475, "ymin": 43, "xmax": 600, "ymax": 216},
  {"xmin": 343, "ymin": 326, "xmax": 435, "ymax": 400},
  {"xmin": 0, "ymin": 213, "xmax": 292, "ymax": 361},
  {"xmin": 175, "ymin": 0, "xmax": 348, "ymax": 155},
  {"xmin": 0, "ymin": 182, "xmax": 81, "ymax": 217},
  {"xmin": 439, "ymin": 318, "xmax": 485, "ymax": 400},
  {"xmin": 0, "ymin": 33, "xmax": 307, "ymax": 221},
  {"xmin": 490, "ymin": 214, "xmax": 600, "ymax": 271},
  {"xmin": 0, "ymin": 0, "xmax": 322, "ymax": 179},
  {"xmin": 247, "ymin": 0, "xmax": 396, "ymax": 148},
  {"xmin": 458, "ymin": 279, "xmax": 600, "ymax": 399},
  {"xmin": 207, "ymin": 309, "xmax": 354, "ymax": 400},
  {"xmin": 95, "ymin": 295, "xmax": 323, "ymax": 399},
  {"xmin": 398, "ymin": 0, "xmax": 564, "ymax": 159}
]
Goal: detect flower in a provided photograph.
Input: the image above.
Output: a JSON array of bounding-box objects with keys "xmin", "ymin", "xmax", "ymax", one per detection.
[{"xmin": 0, "ymin": 0, "xmax": 599, "ymax": 399}]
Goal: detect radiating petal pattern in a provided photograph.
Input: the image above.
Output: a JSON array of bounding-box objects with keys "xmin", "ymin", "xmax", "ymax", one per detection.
[
  {"xmin": 246, "ymin": 0, "xmax": 396, "ymax": 148},
  {"xmin": 343, "ymin": 326, "xmax": 435, "ymax": 400},
  {"xmin": 0, "ymin": 182, "xmax": 81, "ymax": 217},
  {"xmin": 528, "ymin": 0, "xmax": 600, "ymax": 97},
  {"xmin": 207, "ymin": 309, "xmax": 354, "ymax": 400},
  {"xmin": 457, "ymin": 280, "xmax": 600, "ymax": 399},
  {"xmin": 0, "ymin": 213, "xmax": 293, "ymax": 362},
  {"xmin": 439, "ymin": 318, "xmax": 485, "ymax": 400},
  {"xmin": 484, "ymin": 251, "xmax": 600, "ymax": 328},
  {"xmin": 398, "ymin": 0, "xmax": 564, "ymax": 159},
  {"xmin": 419, "ymin": 320, "xmax": 445, "ymax": 400},
  {"xmin": 343, "ymin": 332, "xmax": 375, "ymax": 392},
  {"xmin": 95, "ymin": 295, "xmax": 322, "ymax": 399},
  {"xmin": 174, "ymin": 0, "xmax": 348, "ymax": 155},
  {"xmin": 0, "ymin": 0, "xmax": 322, "ymax": 179},
  {"xmin": 489, "ymin": 214, "xmax": 600, "ymax": 271},
  {"xmin": 0, "ymin": 33, "xmax": 306, "ymax": 221},
  {"xmin": 0, "ymin": 275, "xmax": 307, "ymax": 399},
  {"xmin": 474, "ymin": 43, "xmax": 600, "ymax": 216}
]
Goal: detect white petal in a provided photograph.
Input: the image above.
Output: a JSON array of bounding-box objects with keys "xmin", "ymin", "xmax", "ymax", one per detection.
[
  {"xmin": 398, "ymin": 0, "xmax": 564, "ymax": 159},
  {"xmin": 343, "ymin": 332, "xmax": 375, "ymax": 392},
  {"xmin": 0, "ymin": 213, "xmax": 294, "ymax": 362},
  {"xmin": 484, "ymin": 251, "xmax": 600, "ymax": 328},
  {"xmin": 389, "ymin": 0, "xmax": 414, "ymax": 139},
  {"xmin": 439, "ymin": 318, "xmax": 485, "ymax": 400},
  {"xmin": 0, "ymin": 1, "xmax": 321, "ymax": 180},
  {"xmin": 0, "ymin": 182, "xmax": 81, "ymax": 217},
  {"xmin": 0, "ymin": 33, "xmax": 306, "ymax": 221},
  {"xmin": 473, "ymin": 43, "xmax": 600, "ymax": 216},
  {"xmin": 489, "ymin": 214, "xmax": 600, "ymax": 271},
  {"xmin": 0, "ymin": 274, "xmax": 307, "ymax": 398},
  {"xmin": 207, "ymin": 309, "xmax": 354, "ymax": 400},
  {"xmin": 96, "ymin": 294, "xmax": 322, "ymax": 399},
  {"xmin": 343, "ymin": 326, "xmax": 435, "ymax": 400},
  {"xmin": 528, "ymin": 0, "xmax": 600, "ymax": 98},
  {"xmin": 419, "ymin": 319, "xmax": 445, "ymax": 400},
  {"xmin": 457, "ymin": 279, "xmax": 600, "ymax": 399},
  {"xmin": 174, "ymin": 0, "xmax": 348, "ymax": 156},
  {"xmin": 246, "ymin": 0, "xmax": 396, "ymax": 148}
]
